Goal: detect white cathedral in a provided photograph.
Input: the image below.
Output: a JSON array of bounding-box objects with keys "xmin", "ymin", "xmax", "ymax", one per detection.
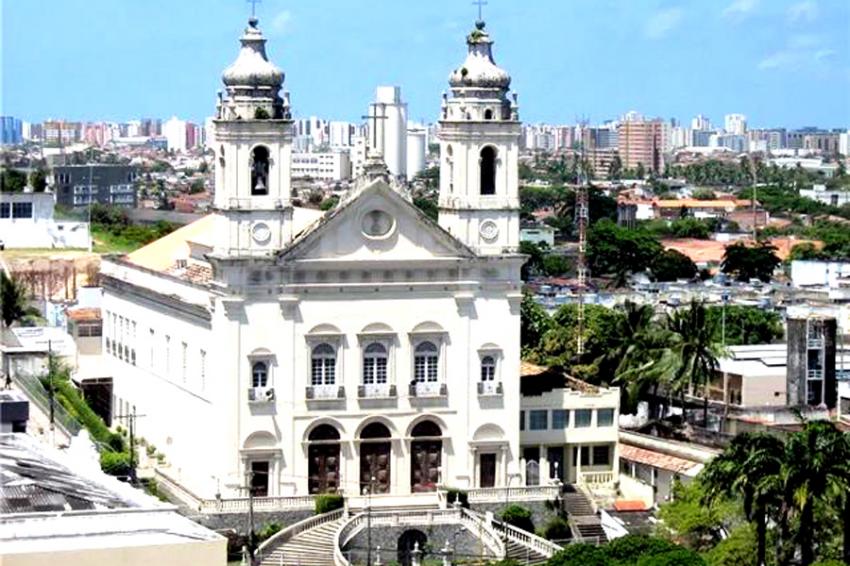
[{"xmin": 101, "ymin": 16, "xmax": 619, "ymax": 500}]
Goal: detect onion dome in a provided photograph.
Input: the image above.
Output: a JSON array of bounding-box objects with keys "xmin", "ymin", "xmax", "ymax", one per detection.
[
  {"xmin": 448, "ymin": 21, "xmax": 511, "ymax": 90},
  {"xmin": 222, "ymin": 18, "xmax": 284, "ymax": 88}
]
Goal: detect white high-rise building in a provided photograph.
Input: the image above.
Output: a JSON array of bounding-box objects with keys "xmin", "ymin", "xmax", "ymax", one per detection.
[
  {"xmin": 839, "ymin": 131, "xmax": 849, "ymax": 156},
  {"xmin": 724, "ymin": 113, "xmax": 747, "ymax": 136},
  {"xmin": 328, "ymin": 121, "xmax": 356, "ymax": 149},
  {"xmin": 204, "ymin": 116, "xmax": 216, "ymax": 150},
  {"xmin": 163, "ymin": 116, "xmax": 187, "ymax": 152},
  {"xmin": 371, "ymin": 86, "xmax": 408, "ymax": 179},
  {"xmin": 691, "ymin": 114, "xmax": 711, "ymax": 132},
  {"xmin": 406, "ymin": 125, "xmax": 427, "ymax": 178}
]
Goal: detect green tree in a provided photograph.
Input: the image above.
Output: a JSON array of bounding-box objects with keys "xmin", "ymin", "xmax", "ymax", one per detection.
[
  {"xmin": 636, "ymin": 162, "xmax": 646, "ymax": 180},
  {"xmin": 1, "ymin": 272, "xmax": 41, "ymax": 328},
  {"xmin": 782, "ymin": 421, "xmax": 850, "ymax": 565},
  {"xmin": 656, "ymin": 479, "xmax": 735, "ymax": 551},
  {"xmin": 651, "ymin": 249, "xmax": 698, "ymax": 282},
  {"xmin": 0, "ymin": 169, "xmax": 27, "ymax": 192},
  {"xmin": 721, "ymin": 242, "xmax": 781, "ymax": 283},
  {"xmin": 607, "ymin": 154, "xmax": 623, "ymax": 181},
  {"xmin": 520, "ymin": 293, "xmax": 552, "ymax": 356},
  {"xmin": 789, "ymin": 242, "xmax": 823, "ymax": 261},
  {"xmin": 412, "ymin": 194, "xmax": 438, "ymax": 221},
  {"xmin": 320, "ymin": 195, "xmax": 339, "ymax": 211},
  {"xmin": 587, "ymin": 220, "xmax": 662, "ymax": 285},
  {"xmin": 542, "ymin": 254, "xmax": 571, "ymax": 277},
  {"xmin": 705, "ymin": 306, "xmax": 783, "ymax": 346},
  {"xmin": 29, "ymin": 169, "xmax": 48, "ymax": 192},
  {"xmin": 665, "ymin": 300, "xmax": 723, "ymax": 424},
  {"xmin": 500, "ymin": 504, "xmax": 534, "ymax": 533},
  {"xmin": 701, "ymin": 433, "xmax": 785, "ymax": 566}
]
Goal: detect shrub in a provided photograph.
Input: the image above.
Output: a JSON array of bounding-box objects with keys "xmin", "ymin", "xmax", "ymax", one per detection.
[
  {"xmin": 256, "ymin": 522, "xmax": 283, "ymax": 542},
  {"xmin": 541, "ymin": 517, "xmax": 571, "ymax": 541},
  {"xmin": 100, "ymin": 451, "xmax": 132, "ymax": 476},
  {"xmin": 315, "ymin": 493, "xmax": 344, "ymax": 514},
  {"xmin": 604, "ymin": 535, "xmax": 678, "ymax": 562},
  {"xmin": 635, "ymin": 548, "xmax": 705, "ymax": 566},
  {"xmin": 146, "ymin": 444, "xmax": 157, "ymax": 457},
  {"xmin": 107, "ymin": 432, "xmax": 126, "ymax": 453},
  {"xmin": 500, "ymin": 504, "xmax": 534, "ymax": 533},
  {"xmin": 547, "ymin": 544, "xmax": 610, "ymax": 566},
  {"xmin": 445, "ymin": 488, "xmax": 469, "ymax": 508}
]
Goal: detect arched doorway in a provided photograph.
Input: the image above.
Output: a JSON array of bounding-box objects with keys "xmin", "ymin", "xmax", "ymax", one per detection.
[
  {"xmin": 360, "ymin": 422, "xmax": 391, "ymax": 494},
  {"xmin": 397, "ymin": 529, "xmax": 428, "ymax": 566},
  {"xmin": 410, "ymin": 420, "xmax": 442, "ymax": 492},
  {"xmin": 308, "ymin": 424, "xmax": 340, "ymax": 494}
]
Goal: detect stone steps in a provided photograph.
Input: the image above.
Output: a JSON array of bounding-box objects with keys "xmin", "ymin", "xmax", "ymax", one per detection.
[
  {"xmin": 259, "ymin": 519, "xmax": 343, "ymax": 566},
  {"xmin": 506, "ymin": 540, "xmax": 548, "ymax": 565}
]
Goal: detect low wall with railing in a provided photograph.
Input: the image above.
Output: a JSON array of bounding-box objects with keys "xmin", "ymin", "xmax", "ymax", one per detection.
[{"xmin": 12, "ymin": 372, "xmax": 81, "ymax": 439}]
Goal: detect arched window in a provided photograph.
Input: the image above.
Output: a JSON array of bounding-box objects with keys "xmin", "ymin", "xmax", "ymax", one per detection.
[
  {"xmin": 414, "ymin": 342, "xmax": 439, "ymax": 383},
  {"xmin": 484, "ymin": 109, "xmax": 494, "ymax": 120},
  {"xmin": 480, "ymin": 356, "xmax": 496, "ymax": 382},
  {"xmin": 446, "ymin": 145, "xmax": 454, "ymax": 193},
  {"xmin": 363, "ymin": 343, "xmax": 388, "ymax": 384},
  {"xmin": 251, "ymin": 145, "xmax": 270, "ymax": 195},
  {"xmin": 311, "ymin": 343, "xmax": 336, "ymax": 386},
  {"xmin": 480, "ymin": 146, "xmax": 496, "ymax": 195},
  {"xmin": 252, "ymin": 361, "xmax": 268, "ymax": 387}
]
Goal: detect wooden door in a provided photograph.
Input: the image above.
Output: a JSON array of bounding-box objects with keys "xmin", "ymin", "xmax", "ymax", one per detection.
[
  {"xmin": 410, "ymin": 440, "xmax": 441, "ymax": 492},
  {"xmin": 360, "ymin": 442, "xmax": 391, "ymax": 494},
  {"xmin": 308, "ymin": 443, "xmax": 340, "ymax": 494},
  {"xmin": 479, "ymin": 453, "xmax": 497, "ymax": 488}
]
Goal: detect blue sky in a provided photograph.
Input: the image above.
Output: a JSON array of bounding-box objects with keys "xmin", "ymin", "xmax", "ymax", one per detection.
[{"xmin": 3, "ymin": 0, "xmax": 849, "ymax": 128}]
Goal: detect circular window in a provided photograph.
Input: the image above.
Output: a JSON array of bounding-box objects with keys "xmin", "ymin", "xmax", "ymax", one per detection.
[
  {"xmin": 361, "ymin": 210, "xmax": 395, "ymax": 239},
  {"xmin": 252, "ymin": 222, "xmax": 272, "ymax": 245},
  {"xmin": 479, "ymin": 220, "xmax": 499, "ymax": 241}
]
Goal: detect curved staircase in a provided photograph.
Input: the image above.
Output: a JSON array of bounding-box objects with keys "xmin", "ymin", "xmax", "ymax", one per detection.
[{"xmin": 258, "ymin": 509, "xmax": 344, "ymax": 566}]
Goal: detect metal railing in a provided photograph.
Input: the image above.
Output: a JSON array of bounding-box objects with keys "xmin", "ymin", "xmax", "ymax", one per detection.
[
  {"xmin": 258, "ymin": 508, "xmax": 344, "ymax": 561},
  {"xmin": 12, "ymin": 372, "xmax": 82, "ymax": 437}
]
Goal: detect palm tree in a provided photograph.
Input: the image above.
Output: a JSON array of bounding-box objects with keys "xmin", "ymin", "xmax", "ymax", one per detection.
[
  {"xmin": 665, "ymin": 300, "xmax": 724, "ymax": 426},
  {"xmin": 782, "ymin": 420, "xmax": 850, "ymax": 565},
  {"xmin": 1, "ymin": 272, "xmax": 41, "ymax": 328},
  {"xmin": 701, "ymin": 432, "xmax": 784, "ymax": 566}
]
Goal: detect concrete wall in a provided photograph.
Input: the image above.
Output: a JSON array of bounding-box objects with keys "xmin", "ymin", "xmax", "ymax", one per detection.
[{"xmin": 344, "ymin": 523, "xmax": 497, "ymax": 565}]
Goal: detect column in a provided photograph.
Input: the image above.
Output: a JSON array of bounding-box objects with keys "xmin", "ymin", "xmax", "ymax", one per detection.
[
  {"xmin": 500, "ymin": 445, "xmax": 508, "ymax": 487},
  {"xmin": 576, "ymin": 444, "xmax": 583, "ymax": 484},
  {"xmin": 470, "ymin": 446, "xmax": 478, "ymax": 488}
]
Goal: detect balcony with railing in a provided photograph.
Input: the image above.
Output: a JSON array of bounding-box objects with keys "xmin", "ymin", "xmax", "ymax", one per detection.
[
  {"xmin": 478, "ymin": 381, "xmax": 503, "ymax": 396},
  {"xmin": 306, "ymin": 384, "xmax": 345, "ymax": 401},
  {"xmin": 807, "ymin": 369, "xmax": 824, "ymax": 380},
  {"xmin": 357, "ymin": 383, "xmax": 396, "ymax": 399},
  {"xmin": 248, "ymin": 386, "xmax": 276, "ymax": 403},
  {"xmin": 409, "ymin": 381, "xmax": 447, "ymax": 398}
]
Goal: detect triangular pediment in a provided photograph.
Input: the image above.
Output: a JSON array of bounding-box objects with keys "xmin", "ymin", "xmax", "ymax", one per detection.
[{"xmin": 279, "ymin": 180, "xmax": 475, "ymax": 263}]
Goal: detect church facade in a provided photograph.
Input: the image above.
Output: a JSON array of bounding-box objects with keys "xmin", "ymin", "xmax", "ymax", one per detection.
[{"xmin": 100, "ymin": 17, "xmax": 618, "ymax": 501}]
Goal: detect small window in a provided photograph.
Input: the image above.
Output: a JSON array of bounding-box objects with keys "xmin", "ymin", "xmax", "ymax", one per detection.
[
  {"xmin": 575, "ymin": 409, "xmax": 592, "ymax": 428},
  {"xmin": 573, "ymin": 446, "xmax": 590, "ymax": 466},
  {"xmin": 12, "ymin": 202, "xmax": 33, "ymax": 219},
  {"xmin": 593, "ymin": 445, "xmax": 610, "ymax": 466},
  {"xmin": 0, "ymin": 203, "xmax": 9, "ymax": 218},
  {"xmin": 480, "ymin": 355, "xmax": 496, "ymax": 382},
  {"xmin": 251, "ymin": 145, "xmax": 270, "ymax": 195},
  {"xmin": 252, "ymin": 361, "xmax": 268, "ymax": 388},
  {"xmin": 529, "ymin": 410, "xmax": 548, "ymax": 430},
  {"xmin": 363, "ymin": 342, "xmax": 388, "ymax": 384},
  {"xmin": 479, "ymin": 146, "xmax": 496, "ymax": 195},
  {"xmin": 552, "ymin": 409, "xmax": 569, "ymax": 429},
  {"xmin": 519, "ymin": 410, "xmax": 525, "ymax": 431},
  {"xmin": 311, "ymin": 343, "xmax": 336, "ymax": 386},
  {"xmin": 484, "ymin": 109, "xmax": 493, "ymax": 120},
  {"xmin": 414, "ymin": 341, "xmax": 439, "ymax": 383},
  {"xmin": 597, "ymin": 408, "xmax": 615, "ymax": 427}
]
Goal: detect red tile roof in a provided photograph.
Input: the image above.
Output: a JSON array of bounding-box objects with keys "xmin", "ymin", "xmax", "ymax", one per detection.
[
  {"xmin": 619, "ymin": 444, "xmax": 700, "ymax": 474},
  {"xmin": 65, "ymin": 307, "xmax": 101, "ymax": 322}
]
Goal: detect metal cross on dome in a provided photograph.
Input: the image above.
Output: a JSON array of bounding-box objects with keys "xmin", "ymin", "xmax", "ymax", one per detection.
[
  {"xmin": 472, "ymin": 0, "xmax": 488, "ymax": 22},
  {"xmin": 246, "ymin": 0, "xmax": 261, "ymax": 18}
]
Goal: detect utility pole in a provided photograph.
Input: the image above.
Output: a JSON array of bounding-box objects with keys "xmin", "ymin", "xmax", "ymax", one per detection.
[{"xmin": 113, "ymin": 408, "xmax": 146, "ymax": 485}]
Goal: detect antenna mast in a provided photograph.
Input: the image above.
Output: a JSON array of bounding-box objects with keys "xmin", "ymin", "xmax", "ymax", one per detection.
[{"xmin": 576, "ymin": 143, "xmax": 589, "ymax": 356}]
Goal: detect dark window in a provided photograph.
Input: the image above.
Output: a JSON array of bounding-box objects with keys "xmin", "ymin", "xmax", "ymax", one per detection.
[
  {"xmin": 0, "ymin": 203, "xmax": 9, "ymax": 217},
  {"xmin": 597, "ymin": 408, "xmax": 615, "ymax": 427},
  {"xmin": 251, "ymin": 145, "xmax": 270, "ymax": 195},
  {"xmin": 480, "ymin": 355, "xmax": 496, "ymax": 381},
  {"xmin": 572, "ymin": 446, "xmax": 590, "ymax": 466},
  {"xmin": 529, "ymin": 410, "xmax": 548, "ymax": 430},
  {"xmin": 250, "ymin": 461, "xmax": 270, "ymax": 497},
  {"xmin": 363, "ymin": 343, "xmax": 388, "ymax": 384},
  {"xmin": 552, "ymin": 409, "xmax": 569, "ymax": 428},
  {"xmin": 479, "ymin": 146, "xmax": 496, "ymax": 195},
  {"xmin": 252, "ymin": 361, "xmax": 268, "ymax": 388},
  {"xmin": 311, "ymin": 344, "xmax": 336, "ymax": 385},
  {"xmin": 519, "ymin": 410, "xmax": 525, "ymax": 431},
  {"xmin": 12, "ymin": 202, "xmax": 33, "ymax": 219},
  {"xmin": 593, "ymin": 445, "xmax": 610, "ymax": 466},
  {"xmin": 484, "ymin": 109, "xmax": 494, "ymax": 120},
  {"xmin": 414, "ymin": 341, "xmax": 439, "ymax": 382},
  {"xmin": 575, "ymin": 409, "xmax": 592, "ymax": 428}
]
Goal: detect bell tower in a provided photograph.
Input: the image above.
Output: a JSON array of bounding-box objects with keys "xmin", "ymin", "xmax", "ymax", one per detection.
[
  {"xmin": 437, "ymin": 20, "xmax": 521, "ymax": 254},
  {"xmin": 212, "ymin": 17, "xmax": 294, "ymax": 255}
]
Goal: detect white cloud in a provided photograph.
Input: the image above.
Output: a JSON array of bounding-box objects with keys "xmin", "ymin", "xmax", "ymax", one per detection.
[
  {"xmin": 787, "ymin": 1, "xmax": 818, "ymax": 23},
  {"xmin": 644, "ymin": 7, "xmax": 683, "ymax": 40},
  {"xmin": 722, "ymin": 0, "xmax": 759, "ymax": 21},
  {"xmin": 758, "ymin": 35, "xmax": 834, "ymax": 71},
  {"xmin": 270, "ymin": 10, "xmax": 292, "ymax": 34}
]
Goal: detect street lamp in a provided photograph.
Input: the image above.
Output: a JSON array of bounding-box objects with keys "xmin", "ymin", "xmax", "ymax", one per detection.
[{"xmin": 245, "ymin": 469, "xmax": 256, "ymax": 566}]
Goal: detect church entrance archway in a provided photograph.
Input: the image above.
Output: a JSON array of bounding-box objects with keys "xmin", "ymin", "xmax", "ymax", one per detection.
[
  {"xmin": 308, "ymin": 424, "xmax": 341, "ymax": 494},
  {"xmin": 410, "ymin": 420, "xmax": 442, "ymax": 492},
  {"xmin": 360, "ymin": 422, "xmax": 391, "ymax": 494},
  {"xmin": 397, "ymin": 529, "xmax": 427, "ymax": 566}
]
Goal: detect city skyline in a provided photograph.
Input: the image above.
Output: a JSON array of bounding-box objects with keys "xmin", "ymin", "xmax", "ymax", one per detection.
[{"xmin": 3, "ymin": 0, "xmax": 850, "ymax": 128}]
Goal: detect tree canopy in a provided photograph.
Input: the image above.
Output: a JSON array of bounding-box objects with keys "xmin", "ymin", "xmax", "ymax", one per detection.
[{"xmin": 721, "ymin": 242, "xmax": 781, "ymax": 282}]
